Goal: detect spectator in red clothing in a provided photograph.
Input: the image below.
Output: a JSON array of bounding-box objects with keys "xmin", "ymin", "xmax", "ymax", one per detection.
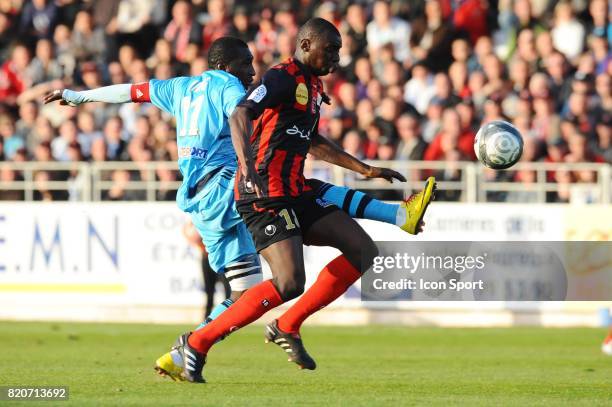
[
  {"xmin": 0, "ymin": 43, "xmax": 31, "ymax": 106},
  {"xmin": 448, "ymin": 61, "xmax": 470, "ymax": 98},
  {"xmin": 565, "ymin": 131, "xmax": 606, "ymax": 164},
  {"xmin": 364, "ymin": 122, "xmax": 383, "ymax": 160},
  {"xmin": 202, "ymin": 0, "xmax": 230, "ymax": 52},
  {"xmin": 164, "ymin": 0, "xmax": 202, "ymax": 63},
  {"xmin": 255, "ymin": 12, "xmax": 277, "ymax": 64},
  {"xmin": 453, "ymin": 0, "xmax": 489, "ymax": 44},
  {"xmin": 424, "ymin": 107, "xmax": 476, "ymax": 161}
]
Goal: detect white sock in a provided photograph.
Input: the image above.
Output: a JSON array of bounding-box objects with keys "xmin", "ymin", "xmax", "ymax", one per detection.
[{"xmin": 395, "ymin": 206, "xmax": 407, "ymax": 227}]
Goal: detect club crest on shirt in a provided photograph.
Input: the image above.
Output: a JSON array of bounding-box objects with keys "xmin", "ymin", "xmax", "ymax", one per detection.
[{"xmin": 295, "ymin": 83, "xmax": 308, "ymax": 106}]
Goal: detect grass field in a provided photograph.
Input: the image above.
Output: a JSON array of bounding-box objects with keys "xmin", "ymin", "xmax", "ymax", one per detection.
[{"xmin": 0, "ymin": 322, "xmax": 610, "ymax": 406}]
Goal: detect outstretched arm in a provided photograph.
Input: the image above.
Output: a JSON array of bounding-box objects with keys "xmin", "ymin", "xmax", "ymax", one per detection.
[
  {"xmin": 43, "ymin": 82, "xmax": 151, "ymax": 106},
  {"xmin": 309, "ymin": 133, "xmax": 406, "ymax": 183}
]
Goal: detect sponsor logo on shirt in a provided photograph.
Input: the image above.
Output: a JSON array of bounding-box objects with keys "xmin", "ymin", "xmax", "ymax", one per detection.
[
  {"xmin": 247, "ymin": 85, "xmax": 267, "ymax": 103},
  {"xmin": 286, "ymin": 125, "xmax": 311, "ymax": 140},
  {"xmin": 179, "ymin": 147, "xmax": 208, "ymax": 159},
  {"xmin": 295, "ymin": 83, "xmax": 308, "ymax": 105}
]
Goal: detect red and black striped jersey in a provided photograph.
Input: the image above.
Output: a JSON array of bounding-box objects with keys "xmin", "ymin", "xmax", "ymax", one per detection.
[{"xmin": 235, "ymin": 58, "xmax": 325, "ymax": 200}]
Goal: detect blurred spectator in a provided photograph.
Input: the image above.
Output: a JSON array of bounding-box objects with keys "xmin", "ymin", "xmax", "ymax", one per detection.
[
  {"xmin": 0, "ymin": 164, "xmax": 25, "ymax": 200},
  {"xmin": 409, "ymin": 0, "xmax": 454, "ymax": 72},
  {"xmin": 0, "ymin": 43, "xmax": 31, "ymax": 106},
  {"xmin": 453, "ymin": 0, "xmax": 489, "ymax": 44},
  {"xmin": 0, "ymin": 114, "xmax": 25, "ymax": 159},
  {"xmin": 545, "ymin": 51, "xmax": 572, "ymax": 110},
  {"xmin": 105, "ymin": 169, "xmax": 142, "ymax": 200},
  {"xmin": 587, "ymin": 0, "xmax": 610, "ymax": 41},
  {"xmin": 0, "ymin": 12, "xmax": 15, "ymax": 61},
  {"xmin": 424, "ymin": 107, "xmax": 476, "ymax": 161},
  {"xmin": 103, "ymin": 116, "xmax": 129, "ymax": 160},
  {"xmin": 367, "ymin": 0, "xmax": 411, "ymax": 63},
  {"xmin": 51, "ymin": 118, "xmax": 78, "ymax": 161},
  {"xmin": 53, "ymin": 23, "xmax": 76, "ymax": 77},
  {"xmin": 255, "ymin": 10, "xmax": 277, "ymax": 64},
  {"xmin": 202, "ymin": 0, "xmax": 230, "ymax": 52},
  {"xmin": 532, "ymin": 94, "xmax": 561, "ymax": 142},
  {"xmin": 342, "ymin": 3, "xmax": 367, "ymax": 58},
  {"xmin": 395, "ymin": 113, "xmax": 426, "ymax": 161},
  {"xmin": 33, "ymin": 170, "xmax": 68, "ymax": 201},
  {"xmin": 27, "ymin": 38, "xmax": 64, "ymax": 85},
  {"xmin": 404, "ymin": 62, "xmax": 435, "ymax": 114},
  {"xmin": 16, "ymin": 101, "xmax": 38, "ymax": 143},
  {"xmin": 19, "ymin": 0, "xmax": 58, "ymax": 42},
  {"xmin": 76, "ymin": 110, "xmax": 102, "ymax": 158},
  {"xmin": 228, "ymin": 6, "xmax": 255, "ymax": 44},
  {"xmin": 551, "ymin": 1, "xmax": 585, "ymax": 62},
  {"xmin": 499, "ymin": 0, "xmax": 546, "ymax": 60},
  {"xmin": 591, "ymin": 116, "xmax": 611, "ymax": 163},
  {"xmin": 342, "ymin": 130, "xmax": 364, "ymax": 160},
  {"xmin": 115, "ymin": 0, "xmax": 156, "ymax": 58},
  {"xmin": 506, "ymin": 169, "xmax": 539, "ymax": 202},
  {"xmin": 163, "ymin": 0, "xmax": 202, "ymax": 63},
  {"xmin": 70, "ymin": 9, "xmax": 106, "ymax": 64},
  {"xmin": 513, "ymin": 28, "xmax": 539, "ymax": 72}
]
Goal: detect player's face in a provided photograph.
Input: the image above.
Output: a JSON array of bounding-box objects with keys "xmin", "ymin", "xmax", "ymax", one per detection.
[
  {"xmin": 227, "ymin": 47, "xmax": 255, "ymax": 88},
  {"xmin": 308, "ymin": 32, "xmax": 341, "ymax": 76}
]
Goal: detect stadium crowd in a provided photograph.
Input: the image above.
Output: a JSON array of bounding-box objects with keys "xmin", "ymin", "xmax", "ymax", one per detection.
[{"xmin": 0, "ymin": 0, "xmax": 610, "ymax": 202}]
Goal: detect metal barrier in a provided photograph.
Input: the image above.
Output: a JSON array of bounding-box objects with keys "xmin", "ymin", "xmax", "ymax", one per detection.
[{"xmin": 0, "ymin": 160, "xmax": 610, "ymax": 203}]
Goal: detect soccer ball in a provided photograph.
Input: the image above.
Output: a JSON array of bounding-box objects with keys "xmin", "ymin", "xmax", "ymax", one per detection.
[{"xmin": 474, "ymin": 120, "xmax": 523, "ymax": 169}]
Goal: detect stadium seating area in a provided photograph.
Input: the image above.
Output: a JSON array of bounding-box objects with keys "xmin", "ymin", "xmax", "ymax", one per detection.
[{"xmin": 0, "ymin": 0, "xmax": 609, "ymax": 202}]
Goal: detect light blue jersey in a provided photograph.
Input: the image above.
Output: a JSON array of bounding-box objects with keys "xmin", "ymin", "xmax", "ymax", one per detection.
[{"xmin": 149, "ymin": 70, "xmax": 246, "ymax": 212}]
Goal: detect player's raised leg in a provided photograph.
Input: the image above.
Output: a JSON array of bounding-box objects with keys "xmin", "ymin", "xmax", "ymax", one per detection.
[{"xmin": 308, "ymin": 177, "xmax": 436, "ymax": 235}]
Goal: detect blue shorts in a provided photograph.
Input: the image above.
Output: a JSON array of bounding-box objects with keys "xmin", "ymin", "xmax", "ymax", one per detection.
[{"xmin": 189, "ymin": 168, "xmax": 257, "ymax": 273}]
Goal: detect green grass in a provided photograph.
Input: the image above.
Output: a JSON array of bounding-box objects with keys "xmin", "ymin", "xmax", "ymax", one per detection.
[{"xmin": 0, "ymin": 322, "xmax": 610, "ymax": 406}]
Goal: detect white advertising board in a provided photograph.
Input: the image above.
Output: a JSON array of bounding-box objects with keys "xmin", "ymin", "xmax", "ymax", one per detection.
[{"xmin": 0, "ymin": 202, "xmax": 607, "ymax": 325}]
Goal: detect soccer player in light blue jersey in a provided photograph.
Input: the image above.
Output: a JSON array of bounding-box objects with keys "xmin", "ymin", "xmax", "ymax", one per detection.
[{"xmin": 44, "ymin": 37, "xmax": 430, "ymax": 380}]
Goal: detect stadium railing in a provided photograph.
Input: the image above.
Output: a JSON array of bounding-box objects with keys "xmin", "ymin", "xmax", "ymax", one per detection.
[{"xmin": 0, "ymin": 161, "xmax": 610, "ymax": 203}]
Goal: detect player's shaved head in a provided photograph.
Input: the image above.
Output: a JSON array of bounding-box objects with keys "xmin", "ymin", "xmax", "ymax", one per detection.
[
  {"xmin": 295, "ymin": 18, "xmax": 341, "ymax": 76},
  {"xmin": 296, "ymin": 18, "xmax": 340, "ymax": 44},
  {"xmin": 207, "ymin": 37, "xmax": 249, "ymax": 70}
]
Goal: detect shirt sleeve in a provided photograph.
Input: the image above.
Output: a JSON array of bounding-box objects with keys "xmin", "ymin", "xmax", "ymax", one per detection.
[
  {"xmin": 149, "ymin": 77, "xmax": 190, "ymax": 115},
  {"xmin": 220, "ymin": 77, "xmax": 246, "ymax": 118},
  {"xmin": 238, "ymin": 69, "xmax": 294, "ymax": 119}
]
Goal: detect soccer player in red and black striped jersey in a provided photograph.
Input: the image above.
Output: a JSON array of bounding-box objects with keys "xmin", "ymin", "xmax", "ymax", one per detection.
[{"xmin": 181, "ymin": 18, "xmax": 435, "ymax": 382}]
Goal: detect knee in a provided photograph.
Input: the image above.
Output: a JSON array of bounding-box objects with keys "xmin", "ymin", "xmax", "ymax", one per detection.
[
  {"xmin": 230, "ymin": 290, "xmax": 246, "ymax": 302},
  {"xmin": 343, "ymin": 238, "xmax": 378, "ymax": 273},
  {"xmin": 273, "ymin": 276, "xmax": 305, "ymax": 301},
  {"xmin": 360, "ymin": 240, "xmax": 379, "ymax": 271}
]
